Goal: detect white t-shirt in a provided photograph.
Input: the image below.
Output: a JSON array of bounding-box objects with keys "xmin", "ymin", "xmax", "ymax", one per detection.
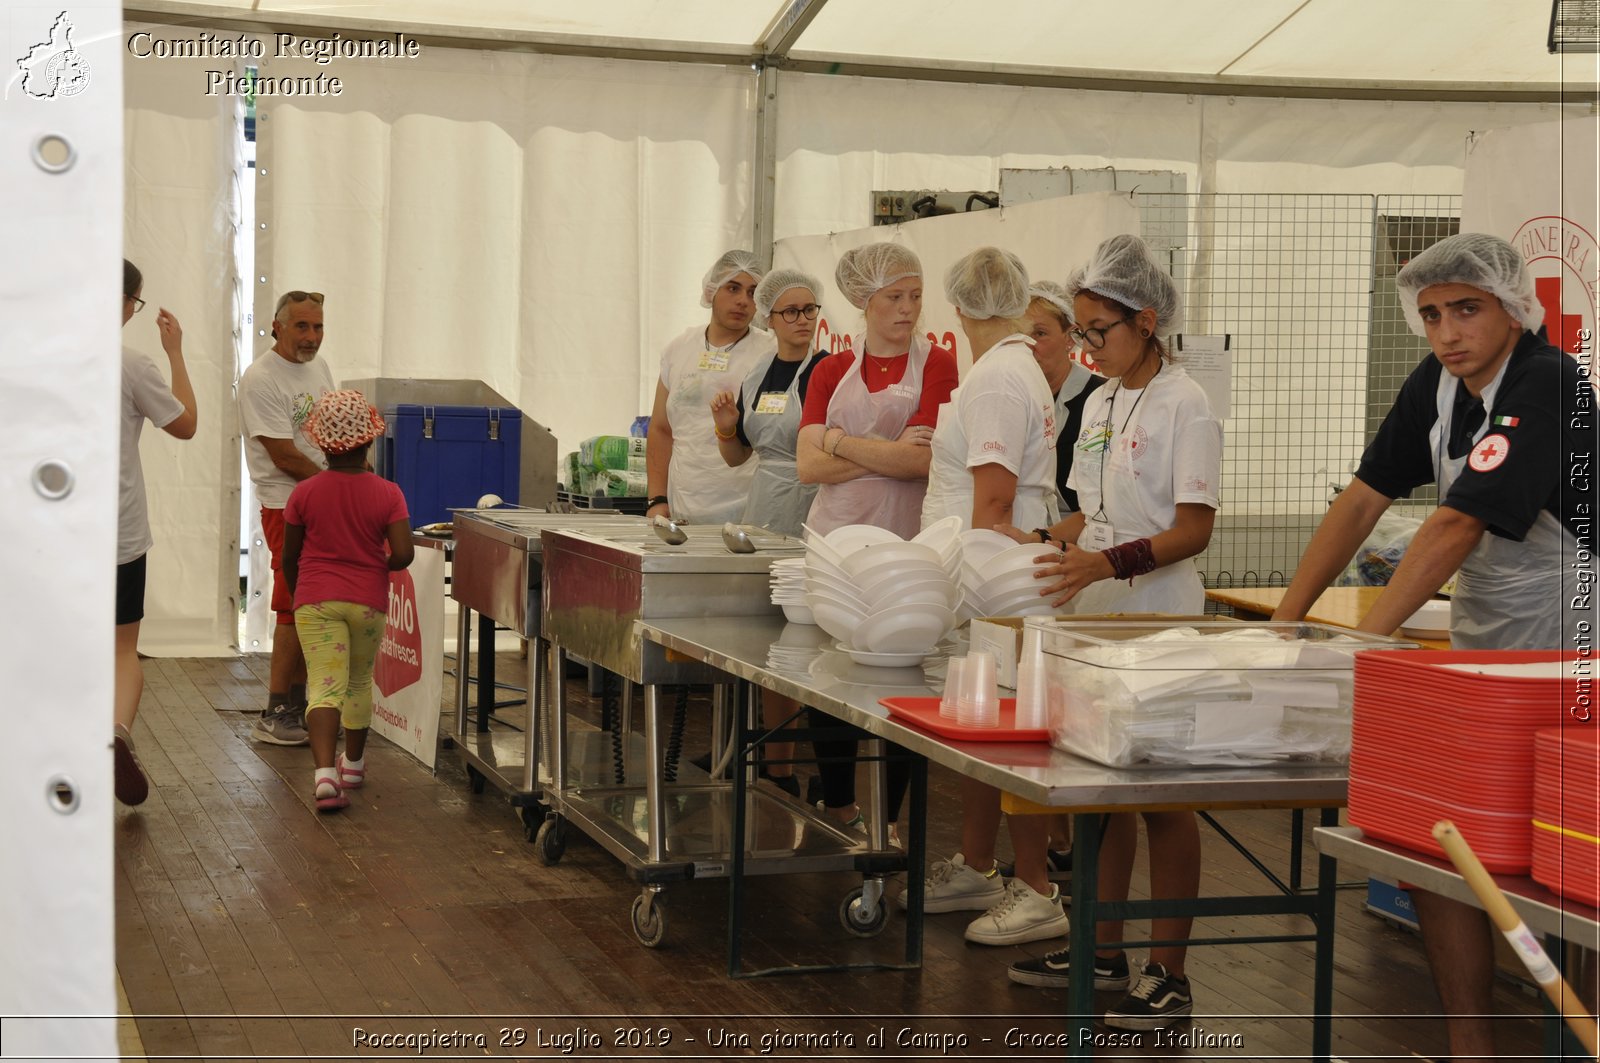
[
  {"xmin": 921, "ymin": 335, "xmax": 1057, "ymax": 531},
  {"xmin": 119, "ymin": 347, "xmax": 186, "ymax": 565},
  {"xmin": 1067, "ymin": 364, "xmax": 1222, "ymax": 614},
  {"xmin": 657, "ymin": 324, "xmax": 775, "ymax": 523},
  {"xmin": 238, "ymin": 348, "xmax": 335, "ymax": 509}
]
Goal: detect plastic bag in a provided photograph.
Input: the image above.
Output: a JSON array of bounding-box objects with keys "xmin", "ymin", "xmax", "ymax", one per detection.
[
  {"xmin": 1337, "ymin": 511, "xmax": 1423, "ymax": 587},
  {"xmin": 578, "ymin": 434, "xmax": 648, "ymax": 471}
]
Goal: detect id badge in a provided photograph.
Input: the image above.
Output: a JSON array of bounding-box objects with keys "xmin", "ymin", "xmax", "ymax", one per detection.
[
  {"xmin": 753, "ymin": 392, "xmax": 788, "ymax": 415},
  {"xmin": 697, "ymin": 349, "xmax": 731, "ymax": 372},
  {"xmin": 1080, "ymin": 517, "xmax": 1115, "ymax": 551}
]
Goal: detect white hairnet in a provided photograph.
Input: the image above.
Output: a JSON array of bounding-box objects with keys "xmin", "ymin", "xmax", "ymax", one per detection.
[
  {"xmin": 1027, "ymin": 280, "xmax": 1075, "ymax": 326},
  {"xmin": 1396, "ymin": 232, "xmax": 1543, "ymax": 336},
  {"xmin": 1067, "ymin": 234, "xmax": 1185, "ymax": 337},
  {"xmin": 834, "ymin": 243, "xmax": 922, "ymax": 309},
  {"xmin": 700, "ymin": 249, "xmax": 763, "ymax": 309},
  {"xmin": 944, "ymin": 247, "xmax": 1030, "ymax": 320},
  {"xmin": 755, "ymin": 268, "xmax": 822, "ymax": 323}
]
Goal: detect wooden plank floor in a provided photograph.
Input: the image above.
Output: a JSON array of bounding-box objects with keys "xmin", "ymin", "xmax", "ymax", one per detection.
[{"xmin": 115, "ymin": 652, "xmax": 1549, "ymax": 1061}]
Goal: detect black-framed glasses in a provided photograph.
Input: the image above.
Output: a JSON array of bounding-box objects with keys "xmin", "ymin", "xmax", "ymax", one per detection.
[
  {"xmin": 125, "ymin": 295, "xmax": 146, "ymax": 313},
  {"xmin": 1070, "ymin": 318, "xmax": 1127, "ymax": 350},
  {"xmin": 274, "ymin": 290, "xmax": 325, "ymax": 314},
  {"xmin": 774, "ymin": 303, "xmax": 821, "ymax": 323}
]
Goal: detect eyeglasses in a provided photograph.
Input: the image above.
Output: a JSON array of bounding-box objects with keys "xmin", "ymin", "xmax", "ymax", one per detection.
[
  {"xmin": 125, "ymin": 295, "xmax": 146, "ymax": 313},
  {"xmin": 1070, "ymin": 318, "xmax": 1127, "ymax": 350},
  {"xmin": 773, "ymin": 303, "xmax": 821, "ymax": 323},
  {"xmin": 274, "ymin": 290, "xmax": 325, "ymax": 314}
]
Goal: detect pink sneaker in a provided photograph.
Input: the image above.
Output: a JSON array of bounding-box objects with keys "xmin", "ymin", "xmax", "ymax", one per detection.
[{"xmin": 336, "ymin": 753, "xmax": 365, "ymax": 790}]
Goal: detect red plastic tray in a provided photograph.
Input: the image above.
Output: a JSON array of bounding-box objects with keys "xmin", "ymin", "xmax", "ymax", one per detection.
[
  {"xmin": 880, "ymin": 696, "xmax": 1050, "ymax": 742},
  {"xmin": 1349, "ymin": 776, "xmax": 1533, "ymax": 872},
  {"xmin": 1531, "ymin": 823, "xmax": 1600, "ymax": 907}
]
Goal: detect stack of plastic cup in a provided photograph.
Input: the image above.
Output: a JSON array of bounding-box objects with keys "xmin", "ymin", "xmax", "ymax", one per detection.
[
  {"xmin": 1014, "ymin": 625, "xmax": 1049, "ymax": 730},
  {"xmin": 958, "ymin": 651, "xmax": 999, "ymax": 727},
  {"xmin": 939, "ymin": 657, "xmax": 967, "ymax": 719}
]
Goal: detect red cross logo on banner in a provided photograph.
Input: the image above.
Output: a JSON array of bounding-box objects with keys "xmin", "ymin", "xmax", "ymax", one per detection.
[{"xmin": 1469, "ymin": 432, "xmax": 1510, "ymax": 473}]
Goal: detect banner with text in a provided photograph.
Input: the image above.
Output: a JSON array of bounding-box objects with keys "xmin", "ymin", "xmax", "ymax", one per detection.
[{"xmin": 371, "ymin": 543, "xmax": 444, "ymax": 769}]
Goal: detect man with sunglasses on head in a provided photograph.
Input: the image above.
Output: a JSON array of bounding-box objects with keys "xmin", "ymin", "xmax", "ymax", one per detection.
[{"xmin": 239, "ymin": 290, "xmax": 334, "ymax": 745}]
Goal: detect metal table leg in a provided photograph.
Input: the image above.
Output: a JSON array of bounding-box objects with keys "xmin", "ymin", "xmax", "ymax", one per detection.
[
  {"xmin": 1068, "ymin": 812, "xmax": 1103, "ymax": 1058},
  {"xmin": 454, "ymin": 604, "xmax": 471, "ymax": 742},
  {"xmin": 476, "ymin": 613, "xmax": 496, "ymax": 733},
  {"xmin": 1311, "ymin": 806, "xmax": 1338, "ymax": 1062},
  {"xmin": 644, "ymin": 682, "xmax": 665, "ymax": 864}
]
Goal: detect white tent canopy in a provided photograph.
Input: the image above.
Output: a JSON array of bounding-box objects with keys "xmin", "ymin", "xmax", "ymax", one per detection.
[{"xmin": 131, "ymin": 0, "xmax": 1581, "ymax": 96}]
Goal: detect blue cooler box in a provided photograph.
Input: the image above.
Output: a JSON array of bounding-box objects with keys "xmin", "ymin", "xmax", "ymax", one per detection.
[{"xmin": 381, "ymin": 404, "xmax": 521, "ymax": 525}]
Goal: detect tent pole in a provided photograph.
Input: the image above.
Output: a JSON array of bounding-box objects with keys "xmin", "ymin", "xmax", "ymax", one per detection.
[{"xmin": 753, "ymin": 63, "xmax": 779, "ymax": 271}]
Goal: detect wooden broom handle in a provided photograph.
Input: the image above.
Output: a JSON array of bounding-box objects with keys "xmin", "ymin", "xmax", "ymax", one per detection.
[{"xmin": 1432, "ymin": 820, "xmax": 1598, "ymax": 1058}]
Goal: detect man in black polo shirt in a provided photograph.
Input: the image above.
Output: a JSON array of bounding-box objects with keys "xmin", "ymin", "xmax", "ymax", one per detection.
[{"xmin": 1275, "ymin": 232, "xmax": 1595, "ymax": 1061}]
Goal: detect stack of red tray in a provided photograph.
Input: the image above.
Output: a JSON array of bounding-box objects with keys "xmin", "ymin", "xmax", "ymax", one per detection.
[
  {"xmin": 1348, "ymin": 650, "xmax": 1577, "ymax": 873},
  {"xmin": 1532, "ymin": 725, "xmax": 1600, "ymax": 906}
]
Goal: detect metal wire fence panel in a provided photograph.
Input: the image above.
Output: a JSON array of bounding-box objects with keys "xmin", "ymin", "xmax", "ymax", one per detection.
[{"xmin": 1130, "ymin": 192, "xmax": 1462, "ymax": 587}]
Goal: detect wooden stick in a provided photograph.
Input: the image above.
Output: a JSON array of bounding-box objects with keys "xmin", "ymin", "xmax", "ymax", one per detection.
[{"xmin": 1432, "ymin": 820, "xmax": 1598, "ymax": 1058}]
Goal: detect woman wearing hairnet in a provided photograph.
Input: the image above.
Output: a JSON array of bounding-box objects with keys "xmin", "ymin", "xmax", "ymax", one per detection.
[
  {"xmin": 795, "ymin": 243, "xmax": 958, "ymax": 837},
  {"xmin": 1004, "ymin": 234, "xmax": 1222, "ymax": 1032},
  {"xmin": 709, "ymin": 268, "xmax": 825, "ymax": 537},
  {"xmin": 908, "ymin": 247, "xmax": 1070, "ymax": 949},
  {"xmin": 644, "ymin": 250, "xmax": 776, "ymax": 525},
  {"xmin": 796, "ymin": 242, "xmax": 959, "ymax": 537},
  {"xmin": 707, "ymin": 268, "xmax": 826, "ymax": 799}
]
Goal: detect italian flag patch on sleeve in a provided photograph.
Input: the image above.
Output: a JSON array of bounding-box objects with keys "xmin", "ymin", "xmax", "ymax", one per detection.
[{"xmin": 1492, "ymin": 415, "xmax": 1520, "ymax": 427}]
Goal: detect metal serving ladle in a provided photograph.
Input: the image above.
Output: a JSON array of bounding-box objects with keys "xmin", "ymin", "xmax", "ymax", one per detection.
[
  {"xmin": 721, "ymin": 523, "xmax": 757, "ymax": 554},
  {"xmin": 650, "ymin": 513, "xmax": 688, "ymax": 546}
]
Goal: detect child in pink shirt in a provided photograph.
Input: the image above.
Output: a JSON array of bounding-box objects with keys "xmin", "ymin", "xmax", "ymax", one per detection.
[{"xmin": 282, "ymin": 390, "xmax": 413, "ymax": 812}]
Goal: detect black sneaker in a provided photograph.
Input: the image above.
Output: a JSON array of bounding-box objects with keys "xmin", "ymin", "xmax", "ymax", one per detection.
[
  {"xmin": 113, "ymin": 732, "xmax": 149, "ymax": 806},
  {"xmin": 1008, "ymin": 945, "xmax": 1130, "ymax": 990},
  {"xmin": 1046, "ymin": 847, "xmax": 1073, "ymax": 881},
  {"xmin": 1104, "ymin": 962, "xmax": 1193, "ymax": 1030}
]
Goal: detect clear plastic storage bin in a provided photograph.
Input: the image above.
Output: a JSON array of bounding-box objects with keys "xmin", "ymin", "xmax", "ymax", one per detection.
[{"xmin": 1038, "ymin": 620, "xmax": 1412, "ymax": 768}]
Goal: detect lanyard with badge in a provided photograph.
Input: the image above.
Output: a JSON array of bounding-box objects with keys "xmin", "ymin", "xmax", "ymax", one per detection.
[
  {"xmin": 697, "ymin": 328, "xmax": 740, "ymax": 372},
  {"xmin": 1084, "ymin": 365, "xmax": 1159, "ymax": 550}
]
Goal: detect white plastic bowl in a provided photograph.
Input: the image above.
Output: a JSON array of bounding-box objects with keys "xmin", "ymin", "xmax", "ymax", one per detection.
[
  {"xmin": 824, "ymin": 524, "xmax": 901, "ymax": 554},
  {"xmin": 805, "ymin": 574, "xmax": 871, "ymax": 610},
  {"xmin": 781, "ymin": 602, "xmax": 817, "ymax": 625},
  {"xmin": 808, "ymin": 598, "xmax": 867, "ymax": 643},
  {"xmin": 980, "ymin": 592, "xmax": 1061, "ymax": 618},
  {"xmin": 975, "ymin": 541, "xmax": 1061, "ymax": 583},
  {"xmin": 804, "ymin": 553, "xmax": 852, "ymax": 583},
  {"xmin": 848, "ymin": 557, "xmax": 950, "ymax": 591},
  {"xmin": 839, "ymin": 540, "xmax": 944, "ymax": 579},
  {"xmin": 960, "ymin": 527, "xmax": 1019, "ymax": 566},
  {"xmin": 854, "ymin": 602, "xmax": 956, "ymax": 654},
  {"xmin": 973, "ymin": 566, "xmax": 1056, "ymax": 601},
  {"xmin": 864, "ymin": 576, "xmax": 961, "ymax": 611},
  {"xmin": 912, "ymin": 515, "xmax": 963, "ymax": 555},
  {"xmin": 1401, "ymin": 598, "xmax": 1451, "ymax": 639}
]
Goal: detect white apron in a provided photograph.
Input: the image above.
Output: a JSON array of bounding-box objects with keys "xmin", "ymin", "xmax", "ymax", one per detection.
[
  {"xmin": 738, "ymin": 347, "xmax": 819, "ymax": 538},
  {"xmin": 665, "ymin": 329, "xmax": 769, "ymax": 523},
  {"xmin": 1430, "ymin": 364, "xmax": 1575, "ymax": 650},
  {"xmin": 805, "ymin": 338, "xmax": 930, "ymax": 539}
]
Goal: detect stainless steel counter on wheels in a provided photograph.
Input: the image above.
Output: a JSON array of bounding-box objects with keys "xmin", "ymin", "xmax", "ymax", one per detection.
[
  {"xmin": 448, "ymin": 508, "xmax": 645, "ymax": 835},
  {"xmin": 640, "ymin": 615, "xmax": 1352, "ymax": 1058},
  {"xmin": 535, "ymin": 524, "xmax": 924, "ymax": 976}
]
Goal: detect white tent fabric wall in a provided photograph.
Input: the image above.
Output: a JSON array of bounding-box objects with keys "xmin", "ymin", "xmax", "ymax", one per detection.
[
  {"xmin": 252, "ymin": 46, "xmax": 757, "ymax": 454},
  {"xmin": 124, "ymin": 26, "xmax": 242, "ymax": 655}
]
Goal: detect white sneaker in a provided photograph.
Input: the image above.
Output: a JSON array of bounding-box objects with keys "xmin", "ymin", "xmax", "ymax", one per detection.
[
  {"xmin": 896, "ymin": 852, "xmax": 1006, "ymax": 913},
  {"xmin": 964, "ymin": 879, "xmax": 1070, "ymax": 945}
]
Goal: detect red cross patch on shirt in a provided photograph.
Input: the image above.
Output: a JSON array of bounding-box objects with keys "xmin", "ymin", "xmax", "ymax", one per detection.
[{"xmin": 1468, "ymin": 432, "xmax": 1510, "ymax": 473}]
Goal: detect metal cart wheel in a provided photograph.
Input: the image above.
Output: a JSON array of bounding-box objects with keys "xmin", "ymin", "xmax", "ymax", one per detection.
[
  {"xmin": 534, "ymin": 817, "xmax": 566, "ymax": 865},
  {"xmin": 519, "ymin": 804, "xmax": 549, "ymax": 843},
  {"xmin": 839, "ymin": 883, "xmax": 889, "ymax": 938},
  {"xmin": 630, "ymin": 892, "xmax": 666, "ymax": 948},
  {"xmin": 465, "ymin": 764, "xmax": 487, "ymax": 795}
]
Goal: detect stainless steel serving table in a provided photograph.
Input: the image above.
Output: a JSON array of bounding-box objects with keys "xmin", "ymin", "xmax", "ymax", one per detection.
[
  {"xmin": 641, "ymin": 615, "xmax": 1351, "ymax": 1057},
  {"xmin": 537, "ymin": 524, "xmax": 925, "ymax": 975},
  {"xmin": 448, "ymin": 508, "xmax": 645, "ymax": 833},
  {"xmin": 1316, "ymin": 825, "xmax": 1599, "ymax": 1058}
]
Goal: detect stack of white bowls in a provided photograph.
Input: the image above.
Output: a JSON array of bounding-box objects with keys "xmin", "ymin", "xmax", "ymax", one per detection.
[
  {"xmin": 769, "ymin": 557, "xmax": 812, "ymax": 624},
  {"xmin": 957, "ymin": 528, "xmax": 1060, "ymax": 621},
  {"xmin": 802, "ymin": 517, "xmax": 963, "ymax": 665}
]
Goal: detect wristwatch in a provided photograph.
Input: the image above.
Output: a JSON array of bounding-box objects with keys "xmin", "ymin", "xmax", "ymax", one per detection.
[{"xmin": 646, "ymin": 495, "xmax": 669, "ymax": 508}]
